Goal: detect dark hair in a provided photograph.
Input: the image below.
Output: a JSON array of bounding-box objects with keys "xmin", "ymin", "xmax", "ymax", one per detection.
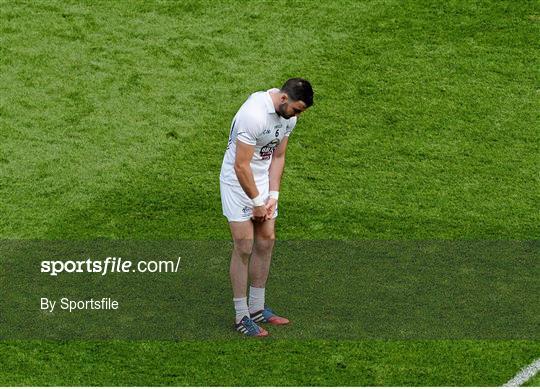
[{"xmin": 280, "ymin": 78, "xmax": 314, "ymax": 107}]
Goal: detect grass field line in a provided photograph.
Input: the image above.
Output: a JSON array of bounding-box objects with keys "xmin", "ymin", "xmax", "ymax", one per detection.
[{"xmin": 503, "ymin": 358, "xmax": 540, "ymax": 386}]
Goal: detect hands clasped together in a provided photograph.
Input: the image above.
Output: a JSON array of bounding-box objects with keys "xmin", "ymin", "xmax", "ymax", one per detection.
[{"xmin": 251, "ymin": 197, "xmax": 277, "ymax": 223}]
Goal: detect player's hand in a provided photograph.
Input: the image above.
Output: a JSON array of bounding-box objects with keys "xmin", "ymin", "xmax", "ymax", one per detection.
[
  {"xmin": 251, "ymin": 205, "xmax": 267, "ymax": 223},
  {"xmin": 265, "ymin": 197, "xmax": 277, "ymax": 220}
]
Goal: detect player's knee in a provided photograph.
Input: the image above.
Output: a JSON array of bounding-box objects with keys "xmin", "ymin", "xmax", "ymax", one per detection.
[
  {"xmin": 257, "ymin": 230, "xmax": 275, "ymax": 241},
  {"xmin": 255, "ymin": 235, "xmax": 275, "ymax": 250},
  {"xmin": 233, "ymin": 239, "xmax": 253, "ymax": 261}
]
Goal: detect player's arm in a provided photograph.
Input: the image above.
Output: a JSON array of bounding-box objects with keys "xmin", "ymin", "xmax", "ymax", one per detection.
[
  {"xmin": 234, "ymin": 140, "xmax": 267, "ymax": 222},
  {"xmin": 268, "ymin": 136, "xmax": 288, "ymax": 193},
  {"xmin": 265, "ymin": 137, "xmax": 289, "ymax": 218},
  {"xmin": 269, "ymin": 116, "xmax": 295, "ymax": 194},
  {"xmin": 234, "ymin": 140, "xmax": 258, "ymax": 199}
]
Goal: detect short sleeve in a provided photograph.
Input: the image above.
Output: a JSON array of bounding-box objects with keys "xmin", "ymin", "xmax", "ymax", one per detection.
[
  {"xmin": 235, "ymin": 111, "xmax": 264, "ymax": 146},
  {"xmin": 285, "ymin": 116, "xmax": 297, "ymax": 137}
]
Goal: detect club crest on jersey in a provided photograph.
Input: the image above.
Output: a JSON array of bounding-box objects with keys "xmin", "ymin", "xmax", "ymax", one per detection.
[{"xmin": 260, "ymin": 139, "xmax": 280, "ymax": 160}]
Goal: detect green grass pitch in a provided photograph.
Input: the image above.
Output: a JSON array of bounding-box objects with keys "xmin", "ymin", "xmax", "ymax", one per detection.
[{"xmin": 1, "ymin": 0, "xmax": 539, "ymax": 386}]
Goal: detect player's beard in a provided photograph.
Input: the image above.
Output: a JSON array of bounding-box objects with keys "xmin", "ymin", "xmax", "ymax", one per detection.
[{"xmin": 277, "ymin": 102, "xmax": 292, "ymax": 119}]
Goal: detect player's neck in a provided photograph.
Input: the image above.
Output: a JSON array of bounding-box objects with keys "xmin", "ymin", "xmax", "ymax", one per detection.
[{"xmin": 269, "ymin": 91, "xmax": 283, "ymax": 113}]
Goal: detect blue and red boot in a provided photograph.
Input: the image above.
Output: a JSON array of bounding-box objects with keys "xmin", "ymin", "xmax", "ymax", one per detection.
[
  {"xmin": 251, "ymin": 307, "xmax": 290, "ymax": 325},
  {"xmin": 235, "ymin": 315, "xmax": 269, "ymax": 337}
]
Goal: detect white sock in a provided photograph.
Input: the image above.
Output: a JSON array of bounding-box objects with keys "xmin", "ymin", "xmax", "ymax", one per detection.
[
  {"xmin": 248, "ymin": 286, "xmax": 265, "ymax": 314},
  {"xmin": 233, "ymin": 297, "xmax": 249, "ymax": 324}
]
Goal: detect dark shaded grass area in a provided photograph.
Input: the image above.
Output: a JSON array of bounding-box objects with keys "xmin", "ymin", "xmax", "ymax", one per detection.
[
  {"xmin": 1, "ymin": 0, "xmax": 539, "ymax": 385},
  {"xmin": 1, "ymin": 240, "xmax": 538, "ymax": 341}
]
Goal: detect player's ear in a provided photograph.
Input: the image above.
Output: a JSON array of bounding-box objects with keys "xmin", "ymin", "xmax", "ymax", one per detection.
[{"xmin": 280, "ymin": 93, "xmax": 288, "ymax": 103}]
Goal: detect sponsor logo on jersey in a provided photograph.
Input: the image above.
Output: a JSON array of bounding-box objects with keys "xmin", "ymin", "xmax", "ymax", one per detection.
[{"xmin": 260, "ymin": 139, "xmax": 280, "ymax": 160}]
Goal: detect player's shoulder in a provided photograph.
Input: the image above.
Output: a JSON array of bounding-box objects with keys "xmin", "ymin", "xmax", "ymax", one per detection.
[
  {"xmin": 287, "ymin": 116, "xmax": 297, "ymax": 126},
  {"xmin": 237, "ymin": 91, "xmax": 268, "ymax": 124},
  {"xmin": 245, "ymin": 90, "xmax": 269, "ymax": 111}
]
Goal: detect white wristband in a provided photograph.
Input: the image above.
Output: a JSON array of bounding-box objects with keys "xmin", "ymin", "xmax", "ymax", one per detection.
[
  {"xmin": 252, "ymin": 194, "xmax": 265, "ymax": 207},
  {"xmin": 269, "ymin": 191, "xmax": 279, "ymax": 200}
]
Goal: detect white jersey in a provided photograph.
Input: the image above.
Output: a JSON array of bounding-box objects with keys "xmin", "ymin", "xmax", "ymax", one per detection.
[{"xmin": 220, "ymin": 88, "xmax": 297, "ymax": 187}]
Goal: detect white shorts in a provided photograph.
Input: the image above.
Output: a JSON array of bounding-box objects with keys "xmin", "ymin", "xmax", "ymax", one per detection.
[{"xmin": 220, "ymin": 181, "xmax": 278, "ymax": 222}]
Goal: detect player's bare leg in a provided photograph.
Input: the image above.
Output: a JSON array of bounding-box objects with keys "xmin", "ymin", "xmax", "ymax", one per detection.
[
  {"xmin": 229, "ymin": 220, "xmax": 254, "ymax": 299},
  {"xmin": 249, "ymin": 218, "xmax": 289, "ymax": 325},
  {"xmin": 249, "ymin": 218, "xmax": 275, "ymax": 288},
  {"xmin": 228, "ymin": 220, "xmax": 268, "ymax": 336}
]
